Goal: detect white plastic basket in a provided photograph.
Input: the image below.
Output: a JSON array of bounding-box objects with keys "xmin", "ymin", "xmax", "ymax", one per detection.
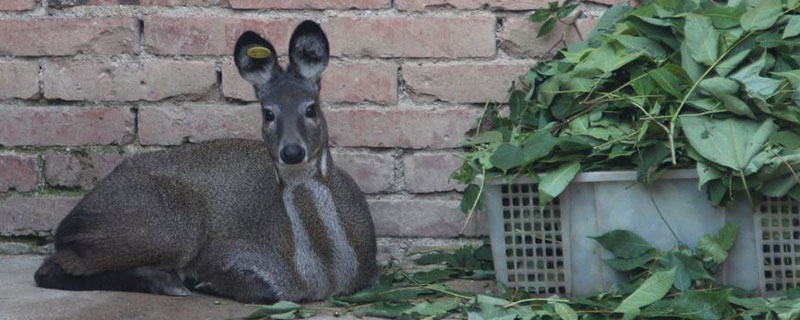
[{"xmin": 485, "ymin": 170, "xmax": 798, "ymax": 296}]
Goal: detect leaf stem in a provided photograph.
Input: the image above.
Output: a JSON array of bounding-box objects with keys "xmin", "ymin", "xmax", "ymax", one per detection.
[
  {"xmin": 423, "ymin": 285, "xmax": 471, "ymax": 300},
  {"xmin": 647, "ymin": 190, "xmax": 682, "ymax": 246},
  {"xmin": 667, "ymin": 31, "xmax": 754, "ymax": 164},
  {"xmin": 460, "ymin": 167, "xmax": 486, "ymax": 235},
  {"xmin": 738, "ymin": 170, "xmax": 754, "ymax": 204},
  {"xmin": 504, "ymin": 297, "xmax": 570, "ymax": 308}
]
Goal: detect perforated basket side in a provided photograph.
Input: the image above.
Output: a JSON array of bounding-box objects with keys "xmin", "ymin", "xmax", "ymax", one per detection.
[
  {"xmin": 755, "ymin": 196, "xmax": 800, "ymax": 294},
  {"xmin": 486, "ymin": 181, "xmax": 570, "ymax": 295}
]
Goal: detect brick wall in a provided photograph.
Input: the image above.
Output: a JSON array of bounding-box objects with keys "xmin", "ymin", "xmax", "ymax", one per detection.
[{"xmin": 0, "ymin": 0, "xmax": 624, "ymax": 241}]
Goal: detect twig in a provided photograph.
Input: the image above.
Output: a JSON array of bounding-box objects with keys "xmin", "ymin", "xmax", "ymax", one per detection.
[
  {"xmin": 504, "ymin": 297, "xmax": 570, "ymax": 308},
  {"xmin": 667, "ymin": 31, "xmax": 755, "ymax": 164},
  {"xmin": 460, "ymin": 167, "xmax": 486, "ymax": 235},
  {"xmin": 647, "ymin": 190, "xmax": 683, "ymax": 247},
  {"xmin": 771, "ymin": 150, "xmax": 800, "ymax": 185}
]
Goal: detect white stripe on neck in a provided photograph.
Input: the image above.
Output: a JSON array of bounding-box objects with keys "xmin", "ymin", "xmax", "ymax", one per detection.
[
  {"xmin": 304, "ymin": 179, "xmax": 358, "ymax": 294},
  {"xmin": 282, "ymin": 185, "xmax": 330, "ymax": 299}
]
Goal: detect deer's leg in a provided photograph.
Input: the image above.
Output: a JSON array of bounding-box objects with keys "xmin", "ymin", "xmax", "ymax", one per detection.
[
  {"xmin": 34, "ymin": 258, "xmax": 189, "ymax": 296},
  {"xmin": 189, "ymin": 265, "xmax": 280, "ymax": 304}
]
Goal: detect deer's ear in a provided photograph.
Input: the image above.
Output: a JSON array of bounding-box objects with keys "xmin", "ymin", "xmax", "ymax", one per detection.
[
  {"xmin": 234, "ymin": 31, "xmax": 281, "ymax": 88},
  {"xmin": 287, "ymin": 21, "xmax": 329, "ymax": 83}
]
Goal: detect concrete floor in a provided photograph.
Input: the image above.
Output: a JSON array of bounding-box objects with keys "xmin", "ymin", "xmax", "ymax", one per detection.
[
  {"xmin": 0, "ymin": 255, "xmax": 494, "ymax": 320},
  {"xmin": 0, "ymin": 255, "xmax": 370, "ymax": 320}
]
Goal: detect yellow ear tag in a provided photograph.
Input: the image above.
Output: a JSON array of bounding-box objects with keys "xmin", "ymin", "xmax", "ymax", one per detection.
[{"xmin": 246, "ymin": 46, "xmax": 272, "ymax": 59}]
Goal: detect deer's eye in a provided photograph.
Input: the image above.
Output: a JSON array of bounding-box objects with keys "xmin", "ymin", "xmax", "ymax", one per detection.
[
  {"xmin": 263, "ymin": 109, "xmax": 275, "ymax": 122},
  {"xmin": 305, "ymin": 104, "xmax": 317, "ymax": 118}
]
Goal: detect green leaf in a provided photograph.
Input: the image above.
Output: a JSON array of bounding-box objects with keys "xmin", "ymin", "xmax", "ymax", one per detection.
[
  {"xmin": 538, "ymin": 161, "xmax": 581, "ymax": 204},
  {"xmin": 586, "ymin": 3, "xmax": 633, "ymax": 45},
  {"xmin": 555, "ymin": 303, "xmax": 578, "ymax": 320},
  {"xmin": 460, "ymin": 184, "xmax": 484, "ymax": 213},
  {"xmin": 604, "ymin": 250, "xmax": 661, "ymax": 271},
  {"xmin": 740, "ymin": 0, "xmax": 782, "ymax": 31},
  {"xmin": 718, "ymin": 94, "xmax": 756, "ymax": 119},
  {"xmin": 411, "ymin": 269, "xmax": 456, "ymax": 284},
  {"xmin": 246, "ymin": 301, "xmax": 302, "ymax": 319},
  {"xmin": 523, "ymin": 130, "xmax": 558, "ymax": 162},
  {"xmin": 490, "ymin": 143, "xmax": 525, "ymax": 172},
  {"xmin": 353, "ymin": 302, "xmax": 415, "ymax": 318},
  {"xmin": 556, "ymin": 4, "xmax": 578, "ymax": 19},
  {"xmin": 467, "ymin": 131, "xmax": 503, "ymax": 145},
  {"xmin": 416, "ymin": 252, "xmax": 458, "ymax": 266},
  {"xmin": 509, "ymin": 90, "xmax": 528, "ymax": 120},
  {"xmin": 699, "ymin": 77, "xmax": 740, "ymax": 96},
  {"xmin": 636, "ymin": 143, "xmax": 670, "ymax": 185},
  {"xmin": 643, "ymin": 290, "xmax": 731, "ymax": 320},
  {"xmin": 649, "ymin": 67, "xmax": 684, "ymax": 98},
  {"xmin": 697, "ymin": 162, "xmax": 723, "ymax": 189},
  {"xmin": 681, "ymin": 117, "xmax": 778, "ymax": 171},
  {"xmin": 791, "ymin": 0, "xmax": 800, "ymax": 9},
  {"xmin": 402, "ymin": 298, "xmax": 461, "ymax": 316},
  {"xmin": 784, "ymin": 15, "xmax": 800, "ymax": 39},
  {"xmin": 704, "ymin": 5, "xmax": 746, "ymax": 29},
  {"xmin": 538, "ymin": 18, "xmax": 558, "ymax": 38},
  {"xmin": 537, "ymin": 77, "xmax": 559, "ymax": 106},
  {"xmin": 614, "ymin": 268, "xmax": 677, "ymax": 313},
  {"xmin": 592, "ymin": 230, "xmax": 655, "ymax": 259},
  {"xmin": 681, "ymin": 42, "xmax": 704, "ymax": 82},
  {"xmin": 770, "ymin": 130, "xmax": 800, "ymax": 149},
  {"xmin": 715, "ymin": 49, "xmax": 751, "ymax": 77},
  {"xmin": 528, "ymin": 9, "xmax": 551, "ymax": 23},
  {"xmin": 762, "ymin": 175, "xmax": 799, "ymax": 197},
  {"xmin": 616, "ymin": 35, "xmax": 667, "ymax": 59},
  {"xmin": 773, "ymin": 70, "xmax": 800, "ymax": 89},
  {"xmin": 684, "ymin": 14, "xmax": 719, "ymax": 65},
  {"xmin": 698, "ymin": 223, "xmax": 739, "ymax": 264},
  {"xmin": 586, "ymin": 43, "xmax": 644, "ymax": 74}
]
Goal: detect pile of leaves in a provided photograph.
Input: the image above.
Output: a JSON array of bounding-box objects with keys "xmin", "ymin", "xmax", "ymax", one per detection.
[
  {"xmin": 243, "ymin": 226, "xmax": 800, "ymax": 320},
  {"xmin": 452, "ymin": 0, "xmax": 800, "ymax": 214}
]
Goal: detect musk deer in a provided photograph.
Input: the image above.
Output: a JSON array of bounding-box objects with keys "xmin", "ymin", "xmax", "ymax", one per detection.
[{"xmin": 34, "ymin": 21, "xmax": 379, "ymax": 303}]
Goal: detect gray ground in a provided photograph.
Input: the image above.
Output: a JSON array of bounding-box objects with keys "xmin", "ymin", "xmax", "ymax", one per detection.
[{"xmin": 0, "ymin": 255, "xmax": 494, "ymax": 320}]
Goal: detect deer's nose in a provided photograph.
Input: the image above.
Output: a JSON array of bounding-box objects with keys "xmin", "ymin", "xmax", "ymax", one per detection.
[{"xmin": 280, "ymin": 144, "xmax": 305, "ymax": 165}]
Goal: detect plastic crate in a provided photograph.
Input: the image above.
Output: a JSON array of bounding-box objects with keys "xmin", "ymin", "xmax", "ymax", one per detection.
[{"xmin": 485, "ymin": 169, "xmax": 799, "ymax": 296}]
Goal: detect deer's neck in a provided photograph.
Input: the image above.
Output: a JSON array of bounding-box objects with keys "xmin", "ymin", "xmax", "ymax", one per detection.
[{"xmin": 276, "ymin": 149, "xmax": 357, "ymax": 296}]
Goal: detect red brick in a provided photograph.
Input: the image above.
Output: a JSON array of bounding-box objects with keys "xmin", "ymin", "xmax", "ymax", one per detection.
[
  {"xmin": 323, "ymin": 16, "xmax": 496, "ymax": 58},
  {"xmin": 50, "ymin": 0, "xmax": 219, "ymax": 7},
  {"xmin": 0, "ymin": 18, "xmax": 137, "ymax": 56},
  {"xmin": 230, "ymin": 0, "xmax": 389, "ymax": 9},
  {"xmin": 369, "ymin": 197, "xmax": 487, "ymax": 237},
  {"xmin": 0, "ymin": 0, "xmax": 36, "ymax": 11},
  {"xmin": 0, "ymin": 196, "xmax": 81, "ymax": 236},
  {"xmin": 222, "ymin": 61, "xmax": 398, "ymax": 104},
  {"xmin": 44, "ymin": 152, "xmax": 126, "ymax": 189},
  {"xmin": 0, "ymin": 155, "xmax": 37, "ymax": 192},
  {"xmin": 500, "ymin": 17, "xmax": 598, "ymax": 58},
  {"xmin": 0, "ymin": 107, "xmax": 133, "ymax": 146},
  {"xmin": 326, "ymin": 106, "xmax": 480, "ymax": 149},
  {"xmin": 144, "ymin": 16, "xmax": 296, "ymax": 55},
  {"xmin": 138, "ymin": 105, "xmax": 261, "ymax": 145},
  {"xmin": 43, "ymin": 60, "xmax": 216, "ymax": 102},
  {"xmin": 331, "ymin": 149, "xmax": 395, "ymax": 194},
  {"xmin": 403, "ymin": 62, "xmax": 531, "ymax": 103},
  {"xmin": 0, "ymin": 61, "xmax": 39, "ymax": 100},
  {"xmin": 403, "ymin": 152, "xmax": 464, "ymax": 193},
  {"xmin": 396, "ymin": 0, "xmax": 548, "ymax": 11}
]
